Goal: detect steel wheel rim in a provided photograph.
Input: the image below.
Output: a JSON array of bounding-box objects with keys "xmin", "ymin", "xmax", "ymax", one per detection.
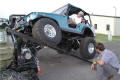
[
  {"xmin": 44, "ymin": 24, "xmax": 56, "ymax": 38},
  {"xmin": 88, "ymin": 43, "xmax": 95, "ymax": 54}
]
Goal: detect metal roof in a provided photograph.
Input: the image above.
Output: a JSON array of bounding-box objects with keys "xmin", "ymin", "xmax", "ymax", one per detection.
[{"xmin": 91, "ymin": 14, "xmax": 120, "ymax": 18}]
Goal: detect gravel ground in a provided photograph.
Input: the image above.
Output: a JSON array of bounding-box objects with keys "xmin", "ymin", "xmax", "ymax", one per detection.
[{"xmin": 37, "ymin": 42, "xmax": 120, "ymax": 80}]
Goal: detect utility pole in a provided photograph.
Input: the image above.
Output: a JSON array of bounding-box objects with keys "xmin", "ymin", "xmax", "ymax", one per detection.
[
  {"xmin": 113, "ymin": 6, "xmax": 117, "ymax": 17},
  {"xmin": 108, "ymin": 6, "xmax": 117, "ymax": 41}
]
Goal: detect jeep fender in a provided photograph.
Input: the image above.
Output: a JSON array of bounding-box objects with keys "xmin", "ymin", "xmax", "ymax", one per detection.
[
  {"xmin": 31, "ymin": 16, "xmax": 60, "ymax": 27},
  {"xmin": 82, "ymin": 27, "xmax": 95, "ymax": 37}
]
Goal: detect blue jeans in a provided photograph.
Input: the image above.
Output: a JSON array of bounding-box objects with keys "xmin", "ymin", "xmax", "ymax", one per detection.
[{"xmin": 96, "ymin": 64, "xmax": 119, "ymax": 80}]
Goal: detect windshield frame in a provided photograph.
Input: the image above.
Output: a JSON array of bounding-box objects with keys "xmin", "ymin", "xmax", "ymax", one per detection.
[{"xmin": 53, "ymin": 5, "xmax": 68, "ymax": 15}]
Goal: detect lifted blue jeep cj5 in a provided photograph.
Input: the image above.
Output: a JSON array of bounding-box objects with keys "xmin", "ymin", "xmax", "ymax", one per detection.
[{"xmin": 9, "ymin": 4, "xmax": 96, "ymax": 59}]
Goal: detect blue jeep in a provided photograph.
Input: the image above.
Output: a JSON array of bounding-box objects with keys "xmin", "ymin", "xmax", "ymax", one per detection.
[{"xmin": 9, "ymin": 4, "xmax": 96, "ymax": 59}]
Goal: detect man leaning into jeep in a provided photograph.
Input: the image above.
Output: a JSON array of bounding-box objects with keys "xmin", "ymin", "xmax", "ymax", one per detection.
[{"xmin": 91, "ymin": 42, "xmax": 120, "ymax": 80}]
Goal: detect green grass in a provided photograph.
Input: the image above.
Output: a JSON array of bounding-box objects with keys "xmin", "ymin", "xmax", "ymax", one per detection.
[
  {"xmin": 0, "ymin": 29, "xmax": 4, "ymax": 31},
  {"xmin": 0, "ymin": 42, "xmax": 7, "ymax": 47},
  {"xmin": 95, "ymin": 34, "xmax": 120, "ymax": 43}
]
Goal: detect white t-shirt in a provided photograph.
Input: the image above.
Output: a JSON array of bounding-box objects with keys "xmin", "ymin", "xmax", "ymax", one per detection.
[{"xmin": 69, "ymin": 14, "xmax": 82, "ymax": 24}]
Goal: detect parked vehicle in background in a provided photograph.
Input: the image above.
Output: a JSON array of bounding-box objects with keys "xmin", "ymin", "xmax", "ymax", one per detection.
[
  {"xmin": 0, "ymin": 18, "xmax": 8, "ymax": 29},
  {"xmin": 9, "ymin": 14, "xmax": 25, "ymax": 29}
]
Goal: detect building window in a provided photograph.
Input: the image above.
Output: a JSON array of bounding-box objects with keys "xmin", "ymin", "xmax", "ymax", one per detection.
[
  {"xmin": 106, "ymin": 24, "xmax": 110, "ymax": 31},
  {"xmin": 94, "ymin": 24, "xmax": 97, "ymax": 30}
]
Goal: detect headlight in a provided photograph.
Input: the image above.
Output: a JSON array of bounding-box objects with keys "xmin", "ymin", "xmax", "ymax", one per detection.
[
  {"xmin": 26, "ymin": 14, "xmax": 36, "ymax": 22},
  {"xmin": 26, "ymin": 17, "xmax": 30, "ymax": 22},
  {"xmin": 25, "ymin": 52, "xmax": 32, "ymax": 60},
  {"xmin": 21, "ymin": 48, "xmax": 32, "ymax": 60}
]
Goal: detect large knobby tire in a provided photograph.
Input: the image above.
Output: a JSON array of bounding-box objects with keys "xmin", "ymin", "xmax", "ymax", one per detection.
[
  {"xmin": 32, "ymin": 18, "xmax": 62, "ymax": 46},
  {"xmin": 80, "ymin": 37, "xmax": 96, "ymax": 59}
]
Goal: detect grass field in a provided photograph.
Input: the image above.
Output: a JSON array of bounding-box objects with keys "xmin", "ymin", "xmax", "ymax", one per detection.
[
  {"xmin": 0, "ymin": 29, "xmax": 4, "ymax": 31},
  {"xmin": 95, "ymin": 34, "xmax": 120, "ymax": 43}
]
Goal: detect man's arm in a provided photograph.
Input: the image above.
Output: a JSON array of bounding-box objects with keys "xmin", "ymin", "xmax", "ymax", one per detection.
[
  {"xmin": 68, "ymin": 18, "xmax": 77, "ymax": 25},
  {"xmin": 91, "ymin": 58, "xmax": 104, "ymax": 70},
  {"xmin": 69, "ymin": 14, "xmax": 77, "ymax": 25},
  {"xmin": 91, "ymin": 64, "xmax": 95, "ymax": 70},
  {"xmin": 93, "ymin": 59, "xmax": 104, "ymax": 66}
]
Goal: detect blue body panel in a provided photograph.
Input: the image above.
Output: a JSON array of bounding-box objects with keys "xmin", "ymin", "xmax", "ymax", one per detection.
[{"xmin": 22, "ymin": 12, "xmax": 94, "ymax": 35}]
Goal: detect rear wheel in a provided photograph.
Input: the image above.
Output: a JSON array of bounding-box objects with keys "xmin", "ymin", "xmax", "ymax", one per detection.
[
  {"xmin": 80, "ymin": 37, "xmax": 96, "ymax": 59},
  {"xmin": 32, "ymin": 18, "xmax": 62, "ymax": 46}
]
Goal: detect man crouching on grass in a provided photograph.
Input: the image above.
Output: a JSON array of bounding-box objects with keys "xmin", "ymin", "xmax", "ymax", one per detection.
[{"xmin": 91, "ymin": 42, "xmax": 120, "ymax": 80}]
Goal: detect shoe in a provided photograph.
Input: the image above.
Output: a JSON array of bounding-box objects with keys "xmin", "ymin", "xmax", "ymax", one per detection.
[
  {"xmin": 118, "ymin": 68, "xmax": 120, "ymax": 75},
  {"xmin": 107, "ymin": 75, "xmax": 114, "ymax": 80}
]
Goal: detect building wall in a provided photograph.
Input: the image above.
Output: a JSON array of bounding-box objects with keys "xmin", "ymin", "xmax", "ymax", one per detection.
[
  {"xmin": 91, "ymin": 15, "xmax": 116, "ymax": 36},
  {"xmin": 114, "ymin": 18, "xmax": 120, "ymax": 36}
]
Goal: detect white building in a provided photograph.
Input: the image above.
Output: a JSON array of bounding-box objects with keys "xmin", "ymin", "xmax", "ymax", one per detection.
[{"xmin": 91, "ymin": 15, "xmax": 120, "ymax": 36}]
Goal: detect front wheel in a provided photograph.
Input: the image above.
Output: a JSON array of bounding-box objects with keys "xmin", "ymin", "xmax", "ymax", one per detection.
[
  {"xmin": 80, "ymin": 37, "xmax": 96, "ymax": 59},
  {"xmin": 32, "ymin": 18, "xmax": 62, "ymax": 46}
]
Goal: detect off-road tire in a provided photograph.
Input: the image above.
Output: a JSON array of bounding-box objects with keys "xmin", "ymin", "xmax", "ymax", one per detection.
[
  {"xmin": 32, "ymin": 18, "xmax": 62, "ymax": 46},
  {"xmin": 80, "ymin": 37, "xmax": 96, "ymax": 59}
]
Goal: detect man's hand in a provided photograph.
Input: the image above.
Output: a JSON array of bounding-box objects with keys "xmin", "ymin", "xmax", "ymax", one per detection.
[
  {"xmin": 91, "ymin": 64, "xmax": 95, "ymax": 70},
  {"xmin": 92, "ymin": 58, "xmax": 104, "ymax": 66}
]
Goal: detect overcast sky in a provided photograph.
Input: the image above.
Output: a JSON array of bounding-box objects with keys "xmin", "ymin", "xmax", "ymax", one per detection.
[{"xmin": 0, "ymin": 0, "xmax": 119, "ymax": 19}]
